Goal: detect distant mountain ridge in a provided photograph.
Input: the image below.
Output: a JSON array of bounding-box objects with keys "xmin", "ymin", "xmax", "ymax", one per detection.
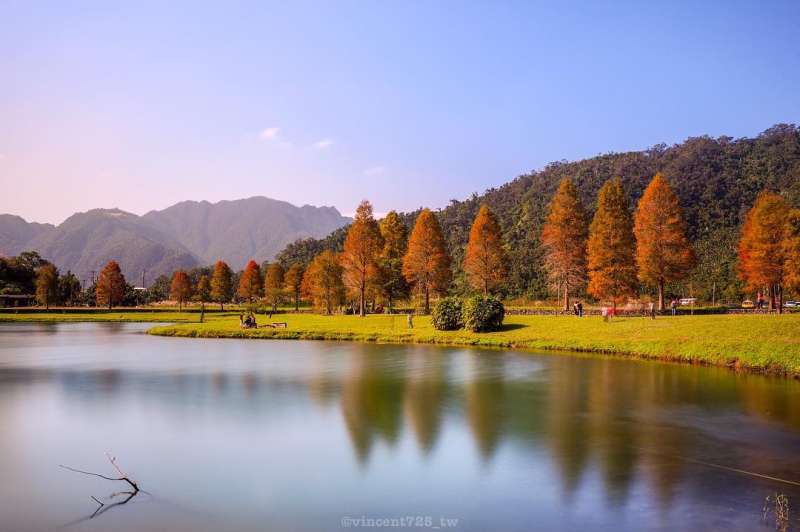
[{"xmin": 0, "ymin": 197, "xmax": 350, "ymax": 285}]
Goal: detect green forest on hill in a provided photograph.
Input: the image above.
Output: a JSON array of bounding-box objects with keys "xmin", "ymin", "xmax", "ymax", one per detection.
[{"xmin": 277, "ymin": 124, "xmax": 800, "ymax": 302}]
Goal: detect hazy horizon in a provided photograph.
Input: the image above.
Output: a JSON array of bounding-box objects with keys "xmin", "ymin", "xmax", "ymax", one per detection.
[{"xmin": 2, "ymin": 1, "xmax": 799, "ymax": 225}]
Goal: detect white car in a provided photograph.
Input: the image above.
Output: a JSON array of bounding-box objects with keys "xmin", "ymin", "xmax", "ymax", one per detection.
[
  {"xmin": 679, "ymin": 297, "xmax": 697, "ymax": 305},
  {"xmin": 785, "ymin": 301, "xmax": 800, "ymax": 308}
]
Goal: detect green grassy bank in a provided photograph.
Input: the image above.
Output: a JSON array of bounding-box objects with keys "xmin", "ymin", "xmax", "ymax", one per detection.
[{"xmin": 3, "ymin": 311, "xmax": 799, "ymax": 378}]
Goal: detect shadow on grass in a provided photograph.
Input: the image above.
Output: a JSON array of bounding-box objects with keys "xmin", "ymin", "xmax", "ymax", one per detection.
[{"xmin": 498, "ymin": 323, "xmax": 527, "ymax": 332}]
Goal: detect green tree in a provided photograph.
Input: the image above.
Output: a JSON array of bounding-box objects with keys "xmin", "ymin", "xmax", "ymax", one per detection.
[
  {"xmin": 377, "ymin": 211, "xmax": 410, "ymax": 312},
  {"xmin": 58, "ymin": 270, "xmax": 82, "ymax": 306}
]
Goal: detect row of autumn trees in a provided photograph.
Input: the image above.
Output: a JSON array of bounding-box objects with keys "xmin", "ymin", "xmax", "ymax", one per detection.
[
  {"xmin": 28, "ymin": 174, "xmax": 799, "ymax": 313},
  {"xmin": 542, "ymin": 173, "xmax": 800, "ymax": 312}
]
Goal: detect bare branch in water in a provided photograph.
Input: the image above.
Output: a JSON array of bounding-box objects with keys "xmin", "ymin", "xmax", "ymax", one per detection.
[{"xmin": 59, "ymin": 453, "xmax": 143, "ymax": 527}]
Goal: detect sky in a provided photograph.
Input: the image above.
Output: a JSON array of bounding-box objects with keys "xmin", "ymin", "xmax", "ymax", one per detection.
[{"xmin": 1, "ymin": 1, "xmax": 799, "ymax": 225}]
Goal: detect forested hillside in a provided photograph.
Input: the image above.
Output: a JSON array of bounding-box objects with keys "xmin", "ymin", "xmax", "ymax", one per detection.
[{"xmin": 278, "ymin": 124, "xmax": 800, "ymax": 302}]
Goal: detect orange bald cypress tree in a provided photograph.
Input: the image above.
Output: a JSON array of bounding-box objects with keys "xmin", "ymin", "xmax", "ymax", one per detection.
[
  {"xmin": 284, "ymin": 263, "xmax": 305, "ymax": 311},
  {"xmin": 264, "ymin": 262, "xmax": 285, "ymax": 312},
  {"xmin": 341, "ymin": 200, "xmax": 384, "ymax": 317},
  {"xmin": 464, "ymin": 205, "xmax": 508, "ymax": 295},
  {"xmin": 783, "ymin": 209, "xmax": 800, "ymax": 297},
  {"xmin": 238, "ymin": 260, "xmax": 262, "ymax": 305},
  {"xmin": 738, "ymin": 192, "xmax": 790, "ymax": 312},
  {"xmin": 587, "ymin": 178, "xmax": 638, "ymax": 309},
  {"xmin": 634, "ymin": 173, "xmax": 696, "ymax": 310},
  {"xmin": 170, "ymin": 270, "xmax": 192, "ymax": 311},
  {"xmin": 96, "ymin": 260, "xmax": 126, "ymax": 309},
  {"xmin": 302, "ymin": 250, "xmax": 345, "ymax": 315},
  {"xmin": 541, "ymin": 178, "xmax": 588, "ymax": 310},
  {"xmin": 403, "ymin": 209, "xmax": 451, "ymax": 314},
  {"xmin": 210, "ymin": 260, "xmax": 233, "ymax": 310}
]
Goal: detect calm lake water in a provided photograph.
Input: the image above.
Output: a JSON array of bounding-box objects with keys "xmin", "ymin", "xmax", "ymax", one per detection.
[{"xmin": 0, "ymin": 323, "xmax": 799, "ymax": 532}]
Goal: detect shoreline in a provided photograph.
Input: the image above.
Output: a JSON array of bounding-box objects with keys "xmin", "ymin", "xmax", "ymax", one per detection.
[
  {"xmin": 146, "ymin": 325, "xmax": 798, "ymax": 380},
  {"xmin": 2, "ymin": 312, "xmax": 798, "ymax": 379}
]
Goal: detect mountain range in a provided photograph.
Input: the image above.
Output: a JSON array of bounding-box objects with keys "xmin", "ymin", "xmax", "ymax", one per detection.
[{"xmin": 0, "ymin": 197, "xmax": 350, "ymax": 285}]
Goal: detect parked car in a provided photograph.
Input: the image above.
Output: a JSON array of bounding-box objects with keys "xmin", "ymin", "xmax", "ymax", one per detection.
[
  {"xmin": 785, "ymin": 301, "xmax": 800, "ymax": 308},
  {"xmin": 741, "ymin": 299, "xmax": 755, "ymax": 309},
  {"xmin": 679, "ymin": 297, "xmax": 697, "ymax": 305}
]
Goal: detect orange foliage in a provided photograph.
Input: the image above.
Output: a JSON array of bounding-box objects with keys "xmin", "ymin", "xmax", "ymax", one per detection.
[
  {"xmin": 587, "ymin": 178, "xmax": 638, "ymax": 307},
  {"xmin": 738, "ymin": 192, "xmax": 790, "ymax": 309},
  {"xmin": 238, "ymin": 260, "xmax": 262, "ymax": 303},
  {"xmin": 634, "ymin": 173, "xmax": 695, "ymax": 309},
  {"xmin": 402, "ymin": 209, "xmax": 451, "ymax": 313},
  {"xmin": 464, "ymin": 205, "xmax": 508, "ymax": 295},
  {"xmin": 170, "ymin": 270, "xmax": 192, "ymax": 311},
  {"xmin": 302, "ymin": 250, "xmax": 345, "ymax": 314},
  {"xmin": 541, "ymin": 178, "xmax": 588, "ymax": 309},
  {"xmin": 95, "ymin": 260, "xmax": 126, "ymax": 309},
  {"xmin": 341, "ymin": 200, "xmax": 383, "ymax": 316}
]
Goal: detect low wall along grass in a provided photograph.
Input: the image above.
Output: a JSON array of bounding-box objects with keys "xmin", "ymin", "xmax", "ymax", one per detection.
[{"xmin": 3, "ymin": 310, "xmax": 799, "ymax": 378}]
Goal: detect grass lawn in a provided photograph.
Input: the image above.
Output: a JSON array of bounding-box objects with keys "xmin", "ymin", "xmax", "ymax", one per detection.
[{"xmin": 3, "ymin": 310, "xmax": 799, "ymax": 377}]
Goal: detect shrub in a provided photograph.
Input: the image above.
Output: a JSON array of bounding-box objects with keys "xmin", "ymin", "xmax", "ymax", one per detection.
[
  {"xmin": 462, "ymin": 295, "xmax": 505, "ymax": 332},
  {"xmin": 431, "ymin": 297, "xmax": 463, "ymax": 330}
]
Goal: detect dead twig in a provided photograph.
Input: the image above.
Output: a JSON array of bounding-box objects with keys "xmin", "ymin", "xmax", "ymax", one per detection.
[{"xmin": 59, "ymin": 452, "xmax": 142, "ymax": 526}]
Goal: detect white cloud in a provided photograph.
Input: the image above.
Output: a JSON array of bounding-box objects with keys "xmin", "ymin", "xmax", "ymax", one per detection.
[
  {"xmin": 363, "ymin": 166, "xmax": 386, "ymax": 176},
  {"xmin": 260, "ymin": 127, "xmax": 280, "ymax": 140},
  {"xmin": 313, "ymin": 138, "xmax": 334, "ymax": 149},
  {"xmin": 277, "ymin": 141, "xmax": 293, "ymax": 149}
]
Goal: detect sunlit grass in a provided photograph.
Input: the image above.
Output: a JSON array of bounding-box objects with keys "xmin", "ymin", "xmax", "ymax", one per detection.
[{"xmin": 4, "ymin": 310, "xmax": 799, "ymax": 377}]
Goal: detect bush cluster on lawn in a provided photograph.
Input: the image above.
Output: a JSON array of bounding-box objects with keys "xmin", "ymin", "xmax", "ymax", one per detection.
[
  {"xmin": 431, "ymin": 297, "xmax": 463, "ymax": 330},
  {"xmin": 432, "ymin": 295, "xmax": 504, "ymax": 332}
]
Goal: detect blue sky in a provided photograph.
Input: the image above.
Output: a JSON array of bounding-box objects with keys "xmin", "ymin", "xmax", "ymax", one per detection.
[{"xmin": 1, "ymin": 1, "xmax": 799, "ymax": 224}]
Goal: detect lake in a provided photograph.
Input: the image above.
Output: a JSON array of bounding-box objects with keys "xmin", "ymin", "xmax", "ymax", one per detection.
[{"xmin": 0, "ymin": 322, "xmax": 798, "ymax": 532}]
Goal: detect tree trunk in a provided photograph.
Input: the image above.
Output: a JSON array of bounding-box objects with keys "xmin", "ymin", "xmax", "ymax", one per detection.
[
  {"xmin": 657, "ymin": 279, "xmax": 665, "ymax": 311},
  {"xmin": 294, "ymin": 292, "xmax": 299, "ymax": 311},
  {"xmin": 424, "ymin": 286, "xmax": 430, "ymax": 314},
  {"xmin": 359, "ymin": 280, "xmax": 365, "ymax": 317},
  {"xmin": 179, "ymin": 300, "xmax": 182, "ymax": 312},
  {"xmin": 562, "ymin": 281, "xmax": 569, "ymax": 311},
  {"xmin": 220, "ymin": 302, "xmax": 224, "ymax": 311},
  {"xmin": 777, "ymin": 284, "xmax": 783, "ymax": 315},
  {"xmin": 769, "ymin": 284, "xmax": 776, "ymax": 311}
]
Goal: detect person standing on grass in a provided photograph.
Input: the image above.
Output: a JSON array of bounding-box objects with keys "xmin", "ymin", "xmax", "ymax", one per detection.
[
  {"xmin": 670, "ymin": 299, "xmax": 677, "ymax": 316},
  {"xmin": 577, "ymin": 300, "xmax": 583, "ymax": 317},
  {"xmin": 573, "ymin": 301, "xmax": 579, "ymax": 316},
  {"xmin": 407, "ymin": 312, "xmax": 414, "ymax": 329},
  {"xmin": 649, "ymin": 301, "xmax": 656, "ymax": 319}
]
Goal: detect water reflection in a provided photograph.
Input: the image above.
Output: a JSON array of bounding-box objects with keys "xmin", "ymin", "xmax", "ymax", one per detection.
[{"xmin": 0, "ymin": 323, "xmax": 799, "ymax": 532}]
